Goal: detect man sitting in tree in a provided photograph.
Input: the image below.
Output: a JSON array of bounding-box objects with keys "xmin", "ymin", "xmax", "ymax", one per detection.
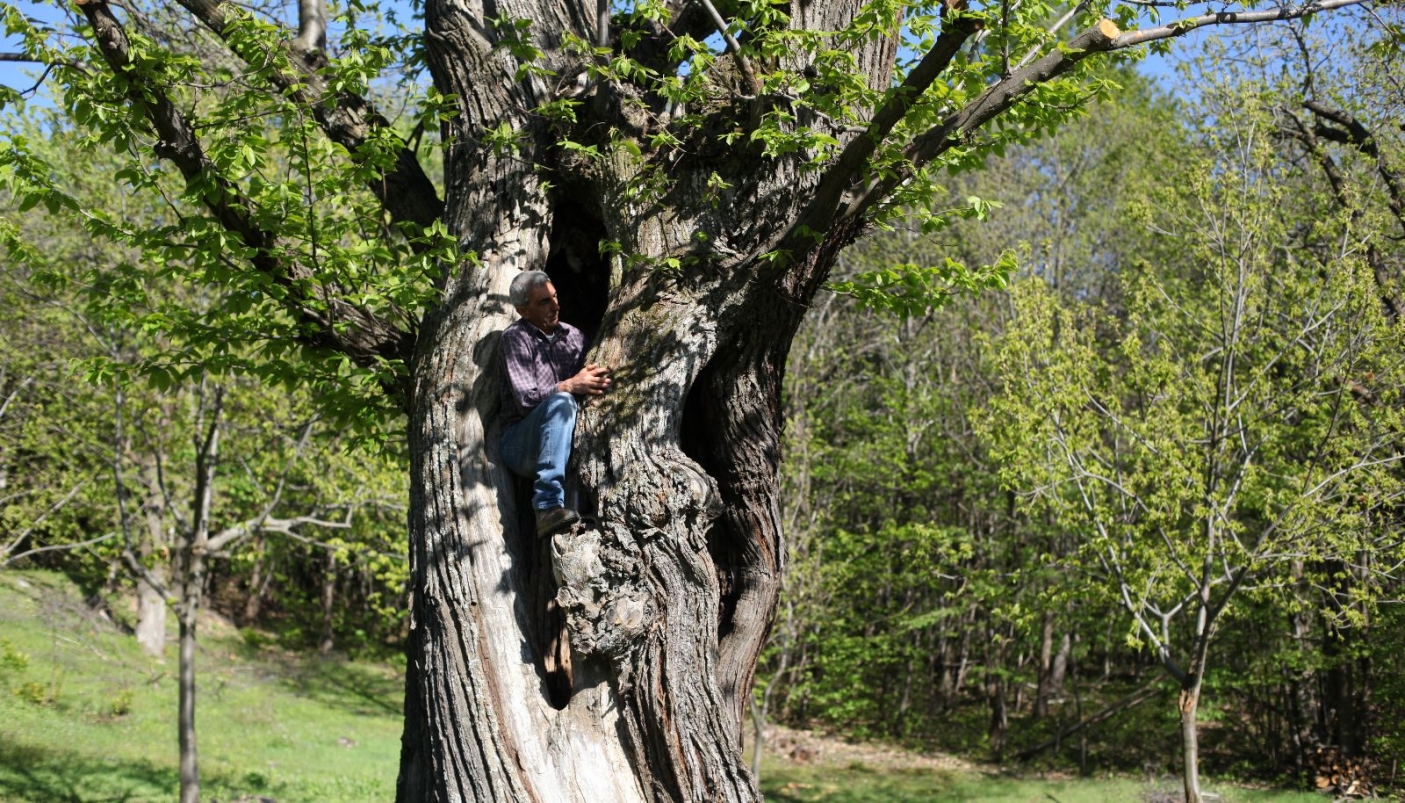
[{"xmin": 500, "ymin": 270, "xmax": 612, "ymax": 537}]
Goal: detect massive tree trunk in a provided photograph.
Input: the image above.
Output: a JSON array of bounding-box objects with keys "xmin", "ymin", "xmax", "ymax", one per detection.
[
  {"xmin": 394, "ymin": 186, "xmax": 853, "ymax": 802},
  {"xmin": 397, "ymin": 232, "xmax": 849, "ymax": 801},
  {"xmin": 392, "ymin": 0, "xmax": 890, "ymax": 798}
]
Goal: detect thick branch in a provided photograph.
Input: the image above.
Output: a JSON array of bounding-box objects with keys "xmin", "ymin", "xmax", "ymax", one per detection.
[
  {"xmin": 1282, "ymin": 110, "xmax": 1351, "ymax": 206},
  {"xmin": 76, "ymin": 0, "xmax": 414, "ymax": 377},
  {"xmin": 812, "ymin": 0, "xmax": 1366, "ymax": 243},
  {"xmin": 1304, "ymin": 100, "xmax": 1405, "ymax": 236},
  {"xmin": 841, "ymin": 19, "xmax": 1120, "ymax": 228},
  {"xmin": 206, "ymin": 514, "xmax": 351, "ymax": 555},
  {"xmin": 697, "ymin": 0, "xmax": 758, "ymax": 91},
  {"xmin": 620, "ymin": 2, "xmax": 719, "ymax": 77},
  {"xmin": 169, "ymin": 0, "xmax": 442, "ymax": 233},
  {"xmin": 798, "ymin": 7, "xmax": 979, "ymax": 236},
  {"xmin": 841, "ymin": 2, "xmax": 1366, "ymax": 228},
  {"xmin": 1280, "ymin": 107, "xmax": 1402, "ymax": 320}
]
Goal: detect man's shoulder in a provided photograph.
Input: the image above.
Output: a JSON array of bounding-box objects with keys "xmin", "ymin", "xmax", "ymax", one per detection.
[
  {"xmin": 502, "ymin": 318, "xmax": 581, "ymax": 344},
  {"xmin": 502, "ymin": 318, "xmax": 537, "ymax": 343}
]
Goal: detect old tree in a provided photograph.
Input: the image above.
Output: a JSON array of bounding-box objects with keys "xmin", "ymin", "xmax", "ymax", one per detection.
[{"xmin": 0, "ymin": 0, "xmax": 1386, "ymax": 798}]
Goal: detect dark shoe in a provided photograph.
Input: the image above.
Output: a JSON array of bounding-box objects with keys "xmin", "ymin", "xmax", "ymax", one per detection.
[{"xmin": 535, "ymin": 507, "xmax": 579, "ymax": 538}]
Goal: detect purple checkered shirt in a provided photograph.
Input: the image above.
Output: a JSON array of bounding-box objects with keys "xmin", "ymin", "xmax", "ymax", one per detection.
[{"xmin": 499, "ymin": 318, "xmax": 586, "ymax": 426}]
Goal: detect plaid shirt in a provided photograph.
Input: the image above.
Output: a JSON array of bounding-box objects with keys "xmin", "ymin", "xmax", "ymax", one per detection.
[{"xmin": 499, "ymin": 318, "xmax": 586, "ymax": 426}]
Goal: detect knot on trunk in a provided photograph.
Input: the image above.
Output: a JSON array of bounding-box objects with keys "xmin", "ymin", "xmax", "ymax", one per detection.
[
  {"xmin": 599, "ymin": 450, "xmax": 720, "ymax": 548},
  {"xmin": 552, "ymin": 522, "xmax": 654, "ymax": 667}
]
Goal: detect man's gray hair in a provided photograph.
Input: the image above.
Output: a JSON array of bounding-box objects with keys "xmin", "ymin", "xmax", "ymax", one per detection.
[{"xmin": 509, "ymin": 270, "xmax": 552, "ymax": 307}]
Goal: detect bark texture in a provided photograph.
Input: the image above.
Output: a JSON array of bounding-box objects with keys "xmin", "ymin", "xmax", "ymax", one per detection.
[{"xmin": 393, "ymin": 0, "xmax": 899, "ymax": 796}]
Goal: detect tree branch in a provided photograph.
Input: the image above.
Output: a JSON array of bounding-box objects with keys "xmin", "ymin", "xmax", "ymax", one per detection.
[
  {"xmin": 843, "ymin": 18, "xmax": 1121, "ymax": 228},
  {"xmin": 618, "ymin": 1, "xmax": 719, "ymax": 78},
  {"xmin": 839, "ymin": 0, "xmax": 1367, "ymax": 229},
  {"xmin": 205, "ymin": 418, "xmax": 317, "ymax": 554},
  {"xmin": 75, "ymin": 0, "xmax": 415, "ymax": 379},
  {"xmin": 697, "ymin": 0, "xmax": 758, "ymax": 92},
  {"xmin": 206, "ymin": 515, "xmax": 352, "ymax": 557},
  {"xmin": 765, "ymin": 0, "xmax": 1370, "ymax": 272},
  {"xmin": 1303, "ymin": 100, "xmax": 1405, "ymax": 236},
  {"xmin": 798, "ymin": 5, "xmax": 980, "ymax": 237},
  {"xmin": 0, "ymin": 376, "xmax": 33, "ymax": 422},
  {"xmin": 0, "ymin": 478, "xmax": 93, "ymax": 563},
  {"xmin": 1278, "ymin": 106, "xmax": 1402, "ymax": 320},
  {"xmin": 166, "ymin": 0, "xmax": 442, "ymax": 234},
  {"xmin": 2, "ymin": 530, "xmax": 119, "ymax": 568},
  {"xmin": 1108, "ymin": 0, "xmax": 1367, "ymax": 50}
]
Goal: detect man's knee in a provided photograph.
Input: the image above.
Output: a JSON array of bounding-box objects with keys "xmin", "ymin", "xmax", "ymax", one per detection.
[{"xmin": 543, "ymin": 391, "xmax": 578, "ymax": 417}]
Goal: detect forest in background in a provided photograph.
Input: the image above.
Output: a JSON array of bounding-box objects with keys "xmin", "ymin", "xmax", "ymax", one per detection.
[
  {"xmin": 766, "ymin": 26, "xmax": 1405, "ymax": 795},
  {"xmin": 1, "ymin": 10, "xmax": 1403, "ymax": 801}
]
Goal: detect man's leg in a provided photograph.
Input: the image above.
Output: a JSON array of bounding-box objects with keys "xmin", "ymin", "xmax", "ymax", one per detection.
[
  {"xmin": 501, "ymin": 392, "xmax": 579, "ymax": 536},
  {"xmin": 529, "ymin": 392, "xmax": 577, "ymax": 511}
]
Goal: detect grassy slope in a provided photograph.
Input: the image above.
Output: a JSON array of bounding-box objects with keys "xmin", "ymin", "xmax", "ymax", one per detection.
[
  {"xmin": 0, "ymin": 570, "xmax": 402, "ymax": 803},
  {"xmin": 0, "ymin": 571, "xmax": 1326, "ymax": 803}
]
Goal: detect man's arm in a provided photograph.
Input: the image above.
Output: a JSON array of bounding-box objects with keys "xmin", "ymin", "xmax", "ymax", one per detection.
[
  {"xmin": 555, "ymin": 326, "xmax": 610, "ymax": 396},
  {"xmin": 558, "ymin": 364, "xmax": 611, "ymax": 396}
]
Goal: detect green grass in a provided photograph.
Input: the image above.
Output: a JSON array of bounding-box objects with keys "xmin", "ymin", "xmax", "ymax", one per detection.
[
  {"xmin": 0, "ymin": 570, "xmax": 1334, "ymax": 802},
  {"xmin": 0, "ymin": 570, "xmax": 403, "ymax": 803},
  {"xmin": 758, "ymin": 764, "xmax": 1328, "ymax": 803}
]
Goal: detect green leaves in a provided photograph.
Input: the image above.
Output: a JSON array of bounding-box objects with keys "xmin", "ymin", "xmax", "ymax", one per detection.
[
  {"xmin": 0, "ymin": 44, "xmax": 444, "ymax": 442},
  {"xmin": 826, "ymin": 250, "xmax": 1016, "ymax": 316},
  {"xmin": 981, "ymin": 85, "xmax": 1405, "ymax": 687}
]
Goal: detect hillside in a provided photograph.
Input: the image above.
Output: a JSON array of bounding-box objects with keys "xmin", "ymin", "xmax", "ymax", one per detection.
[{"xmin": 0, "ymin": 570, "xmax": 1332, "ymax": 803}]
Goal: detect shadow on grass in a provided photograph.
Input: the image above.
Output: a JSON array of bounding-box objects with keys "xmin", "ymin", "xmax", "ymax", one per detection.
[
  {"xmin": 290, "ymin": 658, "xmax": 402, "ymax": 716},
  {"xmin": 0, "ymin": 733, "xmax": 174, "ymax": 803},
  {"xmin": 230, "ymin": 636, "xmax": 402, "ymax": 717},
  {"xmin": 0, "ymin": 732, "xmax": 272, "ymax": 803}
]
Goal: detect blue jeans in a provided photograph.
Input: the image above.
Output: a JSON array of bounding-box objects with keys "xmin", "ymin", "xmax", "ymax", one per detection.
[{"xmin": 501, "ymin": 392, "xmax": 577, "ymax": 511}]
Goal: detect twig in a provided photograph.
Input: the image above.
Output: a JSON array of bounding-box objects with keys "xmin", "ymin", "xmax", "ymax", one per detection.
[
  {"xmin": 696, "ymin": 0, "xmax": 758, "ymax": 91},
  {"xmin": 2, "ymin": 530, "xmax": 118, "ymax": 567}
]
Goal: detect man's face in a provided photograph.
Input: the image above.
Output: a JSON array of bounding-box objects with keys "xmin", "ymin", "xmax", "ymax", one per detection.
[{"xmin": 517, "ymin": 281, "xmax": 561, "ymax": 333}]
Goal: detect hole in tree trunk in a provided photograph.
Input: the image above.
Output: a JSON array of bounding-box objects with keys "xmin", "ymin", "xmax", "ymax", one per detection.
[
  {"xmin": 544, "ymin": 198, "xmax": 610, "ymax": 344},
  {"xmin": 679, "ymin": 356, "xmax": 739, "ymax": 641}
]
